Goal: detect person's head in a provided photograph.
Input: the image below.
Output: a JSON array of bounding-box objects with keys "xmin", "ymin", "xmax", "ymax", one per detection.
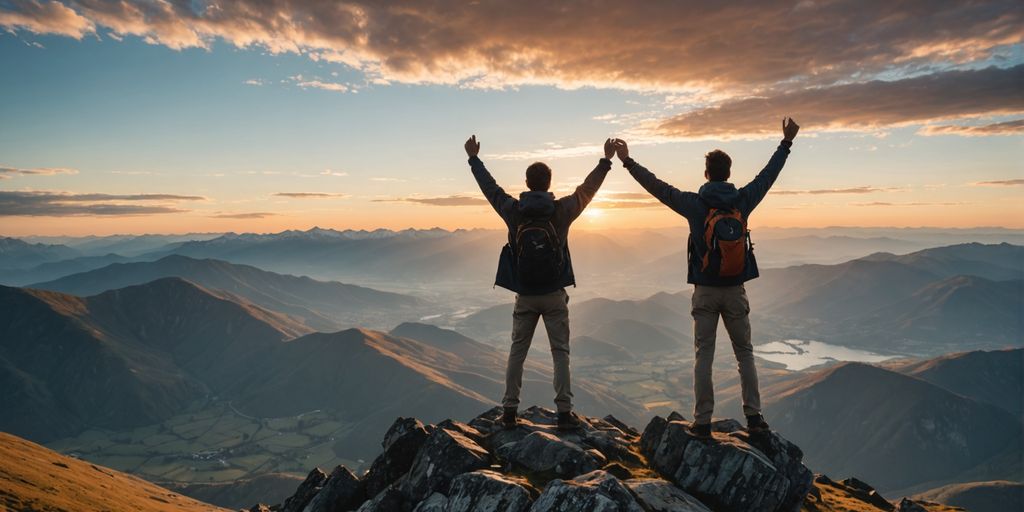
[
  {"xmin": 704, "ymin": 149, "xmax": 732, "ymax": 182},
  {"xmin": 525, "ymin": 162, "xmax": 552, "ymax": 191}
]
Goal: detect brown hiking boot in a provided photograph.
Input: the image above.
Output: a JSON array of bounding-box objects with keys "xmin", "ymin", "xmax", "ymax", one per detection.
[
  {"xmin": 557, "ymin": 411, "xmax": 583, "ymax": 431},
  {"xmin": 687, "ymin": 422, "xmax": 712, "ymax": 438},
  {"xmin": 746, "ymin": 414, "xmax": 770, "ymax": 433},
  {"xmin": 501, "ymin": 407, "xmax": 518, "ymax": 428}
]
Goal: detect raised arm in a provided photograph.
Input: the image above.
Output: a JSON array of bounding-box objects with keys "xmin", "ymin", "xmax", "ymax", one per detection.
[
  {"xmin": 465, "ymin": 135, "xmax": 516, "ymax": 218},
  {"xmin": 615, "ymin": 139, "xmax": 703, "ymax": 219},
  {"xmin": 741, "ymin": 118, "xmax": 799, "ymax": 212},
  {"xmin": 557, "ymin": 138, "xmax": 615, "ymax": 222}
]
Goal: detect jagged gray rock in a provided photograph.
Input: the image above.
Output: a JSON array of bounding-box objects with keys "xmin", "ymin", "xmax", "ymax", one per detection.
[
  {"xmin": 257, "ymin": 409, "xmax": 823, "ymax": 512},
  {"xmin": 356, "ymin": 483, "xmax": 410, "ymax": 512},
  {"xmin": 302, "ymin": 465, "xmax": 364, "ymax": 512},
  {"xmin": 415, "ymin": 470, "xmax": 534, "ymax": 512},
  {"xmin": 400, "ymin": 425, "xmax": 491, "ymax": 502},
  {"xmin": 839, "ymin": 477, "xmax": 894, "ymax": 511},
  {"xmin": 624, "ymin": 478, "xmax": 712, "ymax": 512},
  {"xmin": 498, "ymin": 430, "xmax": 604, "ymax": 478},
  {"xmin": 530, "ymin": 470, "xmax": 644, "ymax": 512},
  {"xmin": 363, "ymin": 417, "xmax": 431, "ymax": 497},
  {"xmin": 281, "ymin": 468, "xmax": 329, "ymax": 512},
  {"xmin": 248, "ymin": 505, "xmax": 272, "ymax": 512},
  {"xmin": 643, "ymin": 418, "xmax": 808, "ymax": 512}
]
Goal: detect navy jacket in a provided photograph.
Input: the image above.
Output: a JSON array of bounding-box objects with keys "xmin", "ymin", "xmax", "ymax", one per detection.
[
  {"xmin": 624, "ymin": 140, "xmax": 793, "ymax": 286},
  {"xmin": 469, "ymin": 156, "xmax": 612, "ymax": 294}
]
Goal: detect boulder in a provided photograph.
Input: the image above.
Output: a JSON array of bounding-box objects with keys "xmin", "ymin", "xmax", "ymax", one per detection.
[
  {"xmin": 302, "ymin": 465, "xmax": 365, "ymax": 512},
  {"xmin": 401, "ymin": 426, "xmax": 491, "ymax": 501},
  {"xmin": 498, "ymin": 431, "xmax": 603, "ymax": 479},
  {"xmin": 363, "ymin": 417, "xmax": 431, "ymax": 497},
  {"xmin": 731, "ymin": 427, "xmax": 815, "ymax": 511},
  {"xmin": 839, "ymin": 477, "xmax": 894, "ymax": 511},
  {"xmin": 410, "ymin": 493, "xmax": 448, "ymax": 512},
  {"xmin": 645, "ymin": 419, "xmax": 805, "ymax": 512},
  {"xmin": 639, "ymin": 415, "xmax": 668, "ymax": 459},
  {"xmin": 248, "ymin": 505, "xmax": 272, "ymax": 512},
  {"xmin": 357, "ymin": 483, "xmax": 410, "ymax": 512},
  {"xmin": 530, "ymin": 470, "xmax": 643, "ymax": 512},
  {"xmin": 441, "ymin": 470, "xmax": 534, "ymax": 512},
  {"xmin": 624, "ymin": 478, "xmax": 712, "ymax": 512},
  {"xmin": 281, "ymin": 468, "xmax": 329, "ymax": 512}
]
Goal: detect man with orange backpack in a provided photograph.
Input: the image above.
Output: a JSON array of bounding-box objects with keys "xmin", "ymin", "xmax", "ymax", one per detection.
[{"xmin": 613, "ymin": 118, "xmax": 799, "ymax": 437}]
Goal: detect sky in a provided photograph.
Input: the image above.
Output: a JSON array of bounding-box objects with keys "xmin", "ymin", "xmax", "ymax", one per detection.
[{"xmin": 0, "ymin": 0, "xmax": 1022, "ymax": 236}]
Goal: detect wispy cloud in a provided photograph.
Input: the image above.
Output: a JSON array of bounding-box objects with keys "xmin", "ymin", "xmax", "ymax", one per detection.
[
  {"xmin": 319, "ymin": 169, "xmax": 349, "ymax": 177},
  {"xmin": 654, "ymin": 66, "xmax": 1024, "ymax": 138},
  {"xmin": 209, "ymin": 212, "xmax": 277, "ymax": 219},
  {"xmin": 0, "ymin": 165, "xmax": 78, "ymax": 179},
  {"xmin": 920, "ymin": 119, "xmax": 1024, "ymax": 136},
  {"xmin": 274, "ymin": 192, "xmax": 348, "ymax": 198},
  {"xmin": 971, "ymin": 179, "xmax": 1024, "ymax": 187},
  {"xmin": 374, "ymin": 195, "xmax": 488, "ymax": 207},
  {"xmin": 773, "ymin": 186, "xmax": 901, "ymax": 196},
  {"xmin": 244, "ymin": 78, "xmax": 267, "ymax": 86},
  {"xmin": 851, "ymin": 201, "xmax": 967, "ymax": 207},
  {"xmin": 0, "ymin": 190, "xmax": 201, "ymax": 216}
]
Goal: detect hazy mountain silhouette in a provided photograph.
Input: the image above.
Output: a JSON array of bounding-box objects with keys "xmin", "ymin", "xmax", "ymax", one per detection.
[
  {"xmin": 31, "ymin": 255, "xmax": 424, "ymax": 331},
  {"xmin": 0, "ymin": 236, "xmax": 80, "ymax": 268},
  {"xmin": 767, "ymin": 361, "xmax": 1023, "ymax": 494},
  {"xmin": 0, "ymin": 253, "xmax": 131, "ymax": 286},
  {"xmin": 0, "ymin": 432, "xmax": 226, "ymax": 512}
]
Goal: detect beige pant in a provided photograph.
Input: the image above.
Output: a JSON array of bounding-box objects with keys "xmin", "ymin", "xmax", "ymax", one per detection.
[
  {"xmin": 503, "ymin": 289, "xmax": 573, "ymax": 413},
  {"xmin": 691, "ymin": 284, "xmax": 761, "ymax": 424}
]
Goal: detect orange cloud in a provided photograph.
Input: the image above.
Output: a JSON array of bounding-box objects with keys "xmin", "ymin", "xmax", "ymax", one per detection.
[
  {"xmin": 655, "ymin": 66, "xmax": 1024, "ymax": 138},
  {"xmin": 2, "ymin": 1, "xmax": 1020, "ymax": 92}
]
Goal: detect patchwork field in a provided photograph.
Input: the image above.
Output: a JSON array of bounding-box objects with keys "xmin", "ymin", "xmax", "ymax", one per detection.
[{"xmin": 46, "ymin": 399, "xmax": 360, "ymax": 484}]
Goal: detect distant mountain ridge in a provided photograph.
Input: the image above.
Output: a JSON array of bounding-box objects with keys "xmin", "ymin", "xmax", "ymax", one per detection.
[{"xmin": 30, "ymin": 254, "xmax": 425, "ymax": 331}]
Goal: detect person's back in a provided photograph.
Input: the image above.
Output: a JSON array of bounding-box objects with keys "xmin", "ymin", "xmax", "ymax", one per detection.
[
  {"xmin": 613, "ymin": 118, "xmax": 800, "ymax": 436},
  {"xmin": 465, "ymin": 135, "xmax": 615, "ymax": 430}
]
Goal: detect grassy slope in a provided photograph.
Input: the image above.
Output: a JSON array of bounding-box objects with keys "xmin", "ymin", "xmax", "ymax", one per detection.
[{"xmin": 0, "ymin": 432, "xmax": 226, "ymax": 512}]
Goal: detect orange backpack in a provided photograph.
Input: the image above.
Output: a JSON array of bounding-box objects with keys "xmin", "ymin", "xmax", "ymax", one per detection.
[{"xmin": 700, "ymin": 207, "xmax": 749, "ymax": 277}]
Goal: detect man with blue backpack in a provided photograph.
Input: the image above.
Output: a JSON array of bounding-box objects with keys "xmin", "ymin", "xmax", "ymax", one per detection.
[
  {"xmin": 465, "ymin": 135, "xmax": 615, "ymax": 430},
  {"xmin": 612, "ymin": 118, "xmax": 800, "ymax": 437}
]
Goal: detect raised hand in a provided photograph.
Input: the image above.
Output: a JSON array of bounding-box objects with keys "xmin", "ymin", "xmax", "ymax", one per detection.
[
  {"xmin": 465, "ymin": 135, "xmax": 481, "ymax": 157},
  {"xmin": 783, "ymin": 117, "xmax": 800, "ymax": 141},
  {"xmin": 604, "ymin": 138, "xmax": 616, "ymax": 159},
  {"xmin": 613, "ymin": 139, "xmax": 630, "ymax": 161}
]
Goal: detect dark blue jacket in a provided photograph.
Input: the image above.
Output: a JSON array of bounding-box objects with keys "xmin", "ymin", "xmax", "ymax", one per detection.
[
  {"xmin": 469, "ymin": 156, "xmax": 612, "ymax": 294},
  {"xmin": 624, "ymin": 140, "xmax": 793, "ymax": 286}
]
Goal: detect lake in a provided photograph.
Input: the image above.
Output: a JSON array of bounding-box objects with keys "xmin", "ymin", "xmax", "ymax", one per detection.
[{"xmin": 754, "ymin": 339, "xmax": 895, "ymax": 371}]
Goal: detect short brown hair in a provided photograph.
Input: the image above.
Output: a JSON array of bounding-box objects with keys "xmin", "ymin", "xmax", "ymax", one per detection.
[
  {"xmin": 705, "ymin": 150, "xmax": 732, "ymax": 182},
  {"xmin": 526, "ymin": 162, "xmax": 552, "ymax": 191}
]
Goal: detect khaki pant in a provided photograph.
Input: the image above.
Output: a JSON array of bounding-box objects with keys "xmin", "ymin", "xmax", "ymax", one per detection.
[
  {"xmin": 691, "ymin": 284, "xmax": 761, "ymax": 424},
  {"xmin": 503, "ymin": 289, "xmax": 573, "ymax": 413}
]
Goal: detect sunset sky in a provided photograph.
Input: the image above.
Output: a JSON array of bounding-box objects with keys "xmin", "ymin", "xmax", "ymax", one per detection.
[{"xmin": 1, "ymin": 0, "xmax": 1022, "ymax": 236}]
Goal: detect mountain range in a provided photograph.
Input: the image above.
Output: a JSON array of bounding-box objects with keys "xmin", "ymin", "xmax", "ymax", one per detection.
[
  {"xmin": 0, "ymin": 278, "xmax": 641, "ymax": 461},
  {"xmin": 29, "ymin": 254, "xmax": 426, "ymax": 331},
  {"xmin": 766, "ymin": 350, "xmax": 1023, "ymax": 495}
]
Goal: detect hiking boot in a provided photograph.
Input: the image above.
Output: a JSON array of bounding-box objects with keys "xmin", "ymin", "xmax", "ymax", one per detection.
[
  {"xmin": 687, "ymin": 422, "xmax": 712, "ymax": 438},
  {"xmin": 500, "ymin": 407, "xmax": 518, "ymax": 428},
  {"xmin": 557, "ymin": 411, "xmax": 583, "ymax": 431},
  {"xmin": 746, "ymin": 414, "xmax": 771, "ymax": 433}
]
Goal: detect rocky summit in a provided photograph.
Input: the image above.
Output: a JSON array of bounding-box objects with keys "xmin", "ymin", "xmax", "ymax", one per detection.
[{"xmin": 249, "ymin": 407, "xmax": 949, "ymax": 512}]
